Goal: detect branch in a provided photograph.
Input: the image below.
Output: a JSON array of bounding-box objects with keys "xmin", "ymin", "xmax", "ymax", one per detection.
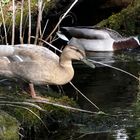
[
  {"xmin": 20, "ymin": 0, "xmax": 24, "ymax": 44},
  {"xmin": 28, "ymin": 0, "xmax": 31, "ymax": 44},
  {"xmin": 12, "ymin": 0, "xmax": 15, "ymax": 45},
  {"xmin": 46, "ymin": 0, "xmax": 78, "ymax": 41}
]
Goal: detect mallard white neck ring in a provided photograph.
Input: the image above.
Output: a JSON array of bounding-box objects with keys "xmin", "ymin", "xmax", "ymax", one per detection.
[
  {"xmin": 138, "ymin": 35, "xmax": 140, "ymax": 45},
  {"xmin": 134, "ymin": 35, "xmax": 140, "ymax": 45}
]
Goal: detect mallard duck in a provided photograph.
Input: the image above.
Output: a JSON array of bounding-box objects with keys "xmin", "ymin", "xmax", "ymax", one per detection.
[
  {"xmin": 57, "ymin": 26, "xmax": 140, "ymax": 52},
  {"xmin": 0, "ymin": 44, "xmax": 95, "ymax": 99}
]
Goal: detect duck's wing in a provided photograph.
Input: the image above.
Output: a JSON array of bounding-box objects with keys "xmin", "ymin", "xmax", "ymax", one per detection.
[
  {"xmin": 103, "ymin": 28, "xmax": 123, "ymax": 40},
  {"xmin": 0, "ymin": 44, "xmax": 59, "ymax": 62},
  {"xmin": 14, "ymin": 44, "xmax": 59, "ymax": 61},
  {"xmin": 58, "ymin": 26, "xmax": 123, "ymax": 40},
  {"xmin": 58, "ymin": 26, "xmax": 112, "ymax": 40}
]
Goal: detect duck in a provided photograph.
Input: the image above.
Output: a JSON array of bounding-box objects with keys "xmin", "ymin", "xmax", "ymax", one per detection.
[
  {"xmin": 57, "ymin": 26, "xmax": 140, "ymax": 52},
  {"xmin": 0, "ymin": 44, "xmax": 95, "ymax": 99}
]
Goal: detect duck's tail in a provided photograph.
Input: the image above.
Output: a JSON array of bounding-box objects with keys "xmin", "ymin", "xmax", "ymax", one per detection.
[
  {"xmin": 0, "ymin": 56, "xmax": 14, "ymax": 77},
  {"xmin": 0, "ymin": 45, "xmax": 15, "ymax": 57},
  {"xmin": 56, "ymin": 31, "xmax": 69, "ymax": 41}
]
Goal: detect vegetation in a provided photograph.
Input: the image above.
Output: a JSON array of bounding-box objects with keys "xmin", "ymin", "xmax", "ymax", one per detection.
[
  {"xmin": 0, "ymin": 111, "xmax": 19, "ymax": 139},
  {"xmin": 0, "ymin": 0, "xmax": 56, "ymax": 26},
  {"xmin": 98, "ymin": 0, "xmax": 140, "ymax": 35}
]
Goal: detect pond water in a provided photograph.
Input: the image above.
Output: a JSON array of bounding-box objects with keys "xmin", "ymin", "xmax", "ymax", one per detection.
[
  {"xmin": 24, "ymin": 49, "xmax": 140, "ymax": 140},
  {"xmin": 69, "ymin": 51, "xmax": 140, "ymax": 140}
]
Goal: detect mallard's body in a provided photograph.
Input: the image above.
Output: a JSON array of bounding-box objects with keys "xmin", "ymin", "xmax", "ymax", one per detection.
[{"xmin": 57, "ymin": 27, "xmax": 140, "ymax": 52}]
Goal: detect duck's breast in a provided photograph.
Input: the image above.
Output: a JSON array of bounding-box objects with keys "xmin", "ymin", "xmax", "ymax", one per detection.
[{"xmin": 69, "ymin": 38, "xmax": 115, "ymax": 51}]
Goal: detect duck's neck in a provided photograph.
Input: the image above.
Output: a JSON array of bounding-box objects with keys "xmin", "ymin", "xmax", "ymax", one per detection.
[
  {"xmin": 113, "ymin": 36, "xmax": 140, "ymax": 50},
  {"xmin": 58, "ymin": 55, "xmax": 74, "ymax": 84},
  {"xmin": 59, "ymin": 55, "xmax": 73, "ymax": 68}
]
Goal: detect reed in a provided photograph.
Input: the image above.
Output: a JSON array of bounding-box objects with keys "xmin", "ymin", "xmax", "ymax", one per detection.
[{"xmin": 0, "ymin": 1, "xmax": 7, "ymax": 44}]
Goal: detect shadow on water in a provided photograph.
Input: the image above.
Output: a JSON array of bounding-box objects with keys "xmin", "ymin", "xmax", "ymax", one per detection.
[{"xmin": 50, "ymin": 49, "xmax": 140, "ymax": 140}]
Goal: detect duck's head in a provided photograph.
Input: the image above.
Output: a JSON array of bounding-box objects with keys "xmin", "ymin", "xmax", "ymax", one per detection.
[{"xmin": 62, "ymin": 45, "xmax": 95, "ymax": 68}]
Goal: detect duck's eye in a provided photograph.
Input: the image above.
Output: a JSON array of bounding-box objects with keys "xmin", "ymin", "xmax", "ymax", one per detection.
[
  {"xmin": 70, "ymin": 46, "xmax": 79, "ymax": 52},
  {"xmin": 71, "ymin": 47, "xmax": 85, "ymax": 57},
  {"xmin": 76, "ymin": 49, "xmax": 80, "ymax": 52}
]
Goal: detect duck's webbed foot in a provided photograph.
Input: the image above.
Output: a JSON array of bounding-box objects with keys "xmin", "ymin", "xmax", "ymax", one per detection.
[{"xmin": 29, "ymin": 83, "xmax": 49, "ymax": 101}]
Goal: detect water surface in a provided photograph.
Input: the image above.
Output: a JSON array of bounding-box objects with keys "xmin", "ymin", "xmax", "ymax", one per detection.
[{"xmin": 58, "ymin": 50, "xmax": 140, "ymax": 140}]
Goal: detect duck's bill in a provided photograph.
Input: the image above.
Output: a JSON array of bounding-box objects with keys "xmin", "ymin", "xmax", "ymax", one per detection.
[{"xmin": 81, "ymin": 58, "xmax": 95, "ymax": 69}]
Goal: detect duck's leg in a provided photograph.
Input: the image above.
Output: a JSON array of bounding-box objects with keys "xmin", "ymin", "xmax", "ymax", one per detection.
[
  {"xmin": 29, "ymin": 83, "xmax": 36, "ymax": 98},
  {"xmin": 29, "ymin": 83, "xmax": 48, "ymax": 100}
]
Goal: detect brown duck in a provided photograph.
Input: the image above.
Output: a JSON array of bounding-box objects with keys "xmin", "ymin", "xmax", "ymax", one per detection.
[{"xmin": 0, "ymin": 44, "xmax": 95, "ymax": 99}]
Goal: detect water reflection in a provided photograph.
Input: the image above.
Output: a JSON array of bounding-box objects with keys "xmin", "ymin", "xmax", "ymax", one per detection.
[
  {"xmin": 70, "ymin": 129, "xmax": 129, "ymax": 140},
  {"xmin": 115, "ymin": 129, "xmax": 128, "ymax": 140},
  {"xmin": 72, "ymin": 51, "xmax": 139, "ymax": 111},
  {"xmin": 86, "ymin": 49, "xmax": 140, "ymax": 64},
  {"xmin": 48, "ymin": 127, "xmax": 140, "ymax": 140}
]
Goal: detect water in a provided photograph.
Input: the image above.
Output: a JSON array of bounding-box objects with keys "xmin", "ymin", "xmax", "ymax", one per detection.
[{"xmin": 57, "ymin": 50, "xmax": 140, "ymax": 140}]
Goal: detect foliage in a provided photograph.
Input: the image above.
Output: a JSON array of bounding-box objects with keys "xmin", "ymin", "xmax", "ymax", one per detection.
[
  {"xmin": 0, "ymin": 0, "xmax": 56, "ymax": 26},
  {"xmin": 97, "ymin": 0, "xmax": 140, "ymax": 35},
  {"xmin": 0, "ymin": 111, "xmax": 19, "ymax": 140}
]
